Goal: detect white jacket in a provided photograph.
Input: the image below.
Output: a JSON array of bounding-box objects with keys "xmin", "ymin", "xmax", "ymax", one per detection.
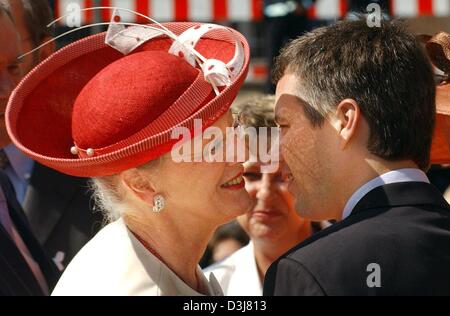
[
  {"xmin": 204, "ymin": 242, "xmax": 262, "ymax": 296},
  {"xmin": 52, "ymin": 218, "xmax": 223, "ymax": 296}
]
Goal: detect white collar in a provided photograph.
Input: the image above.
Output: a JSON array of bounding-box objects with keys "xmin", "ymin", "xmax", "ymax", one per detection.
[{"xmin": 341, "ymin": 168, "xmax": 430, "ymax": 220}]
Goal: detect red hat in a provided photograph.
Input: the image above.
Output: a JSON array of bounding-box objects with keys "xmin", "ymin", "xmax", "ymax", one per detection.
[
  {"xmin": 6, "ymin": 18, "xmax": 250, "ymax": 177},
  {"xmin": 424, "ymin": 32, "xmax": 450, "ymax": 164}
]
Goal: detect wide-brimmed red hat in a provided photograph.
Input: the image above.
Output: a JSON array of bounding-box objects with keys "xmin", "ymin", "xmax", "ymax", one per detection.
[
  {"xmin": 6, "ymin": 15, "xmax": 250, "ymax": 177},
  {"xmin": 424, "ymin": 32, "xmax": 450, "ymax": 164}
]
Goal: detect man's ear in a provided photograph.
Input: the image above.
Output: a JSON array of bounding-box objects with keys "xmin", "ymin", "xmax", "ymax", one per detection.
[
  {"xmin": 37, "ymin": 36, "xmax": 55, "ymax": 62},
  {"xmin": 333, "ymin": 99, "xmax": 361, "ymax": 149},
  {"xmin": 120, "ymin": 169, "xmax": 156, "ymax": 206}
]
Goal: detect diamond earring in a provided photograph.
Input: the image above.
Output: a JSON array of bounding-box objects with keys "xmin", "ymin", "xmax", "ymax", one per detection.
[{"xmin": 152, "ymin": 195, "xmax": 165, "ymax": 213}]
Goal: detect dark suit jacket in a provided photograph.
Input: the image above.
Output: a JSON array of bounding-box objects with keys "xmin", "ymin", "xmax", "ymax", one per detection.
[
  {"xmin": 264, "ymin": 182, "xmax": 450, "ymax": 296},
  {"xmin": 0, "ymin": 171, "xmax": 60, "ymax": 296},
  {"xmin": 23, "ymin": 163, "xmax": 104, "ymax": 269}
]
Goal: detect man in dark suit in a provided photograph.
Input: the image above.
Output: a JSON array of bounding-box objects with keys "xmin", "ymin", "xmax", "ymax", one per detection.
[
  {"xmin": 264, "ymin": 17, "xmax": 450, "ymax": 295},
  {"xmin": 0, "ymin": 3, "xmax": 59, "ymax": 295},
  {"xmin": 2, "ymin": 0, "xmax": 103, "ymax": 270}
]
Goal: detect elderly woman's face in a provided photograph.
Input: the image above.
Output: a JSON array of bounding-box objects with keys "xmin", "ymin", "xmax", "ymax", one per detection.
[
  {"xmin": 150, "ymin": 111, "xmax": 253, "ymax": 224},
  {"xmin": 237, "ymin": 160, "xmax": 305, "ymax": 240}
]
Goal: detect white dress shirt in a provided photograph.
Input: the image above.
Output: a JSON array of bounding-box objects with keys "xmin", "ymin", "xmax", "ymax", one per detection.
[
  {"xmin": 342, "ymin": 168, "xmax": 430, "ymax": 220},
  {"xmin": 204, "ymin": 242, "xmax": 262, "ymax": 296},
  {"xmin": 52, "ymin": 218, "xmax": 223, "ymax": 296}
]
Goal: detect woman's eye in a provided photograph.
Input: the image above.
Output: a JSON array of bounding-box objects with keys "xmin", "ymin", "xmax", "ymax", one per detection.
[{"xmin": 243, "ymin": 172, "xmax": 262, "ymax": 182}]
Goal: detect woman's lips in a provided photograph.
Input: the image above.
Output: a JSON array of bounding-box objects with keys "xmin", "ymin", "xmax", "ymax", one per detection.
[{"xmin": 221, "ymin": 173, "xmax": 245, "ymax": 190}]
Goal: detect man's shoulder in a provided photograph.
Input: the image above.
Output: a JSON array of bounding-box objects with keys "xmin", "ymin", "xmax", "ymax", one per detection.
[
  {"xmin": 288, "ymin": 203, "xmax": 450, "ymax": 264},
  {"xmin": 266, "ymin": 203, "xmax": 450, "ymax": 295}
]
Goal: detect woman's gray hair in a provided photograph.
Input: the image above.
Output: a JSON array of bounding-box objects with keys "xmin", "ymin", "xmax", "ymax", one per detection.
[
  {"xmin": 90, "ymin": 159, "xmax": 161, "ymax": 223},
  {"xmin": 90, "ymin": 175, "xmax": 125, "ymax": 223}
]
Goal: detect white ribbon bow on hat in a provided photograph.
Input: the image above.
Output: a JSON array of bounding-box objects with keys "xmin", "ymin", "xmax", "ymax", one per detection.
[{"xmin": 105, "ymin": 9, "xmax": 245, "ymax": 95}]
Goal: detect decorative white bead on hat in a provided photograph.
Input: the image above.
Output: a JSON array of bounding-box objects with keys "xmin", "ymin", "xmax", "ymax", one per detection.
[{"xmin": 70, "ymin": 146, "xmax": 79, "ymax": 155}]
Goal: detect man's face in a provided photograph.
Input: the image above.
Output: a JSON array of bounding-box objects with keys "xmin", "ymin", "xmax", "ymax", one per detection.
[
  {"xmin": 275, "ymin": 73, "xmax": 339, "ymax": 221},
  {"xmin": 0, "ymin": 12, "xmax": 22, "ymax": 147}
]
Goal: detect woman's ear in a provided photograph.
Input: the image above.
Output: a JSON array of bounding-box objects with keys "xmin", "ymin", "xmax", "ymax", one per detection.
[
  {"xmin": 120, "ymin": 169, "xmax": 156, "ymax": 206},
  {"xmin": 333, "ymin": 99, "xmax": 361, "ymax": 149}
]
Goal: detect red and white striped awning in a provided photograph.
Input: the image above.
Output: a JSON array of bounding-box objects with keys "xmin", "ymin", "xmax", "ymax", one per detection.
[
  {"xmin": 54, "ymin": 0, "xmax": 450, "ymax": 25},
  {"xmin": 390, "ymin": 0, "xmax": 450, "ymax": 18},
  {"xmin": 307, "ymin": 0, "xmax": 450, "ymax": 19},
  {"xmin": 54, "ymin": 0, "xmax": 263, "ymax": 25}
]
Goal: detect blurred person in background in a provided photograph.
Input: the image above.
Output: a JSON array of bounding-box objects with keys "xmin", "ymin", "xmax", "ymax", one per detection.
[
  {"xmin": 423, "ymin": 31, "xmax": 450, "ymax": 204},
  {"xmin": 205, "ymin": 95, "xmax": 327, "ymax": 296},
  {"xmin": 208, "ymin": 220, "xmax": 249, "ymax": 264},
  {"xmin": 4, "ymin": 0, "xmax": 102, "ymax": 271},
  {"xmin": 264, "ymin": 1, "xmax": 316, "ymax": 93},
  {"xmin": 0, "ymin": 1, "xmax": 59, "ymax": 296}
]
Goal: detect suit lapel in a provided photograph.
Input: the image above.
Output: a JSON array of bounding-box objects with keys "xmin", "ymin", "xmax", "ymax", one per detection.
[
  {"xmin": 0, "ymin": 225, "xmax": 44, "ymax": 296},
  {"xmin": 9, "ymin": 204, "xmax": 60, "ymax": 291},
  {"xmin": 0, "ymin": 170, "xmax": 60, "ymax": 291},
  {"xmin": 0, "ymin": 172, "xmax": 45, "ymax": 296},
  {"xmin": 23, "ymin": 163, "xmax": 81, "ymax": 246}
]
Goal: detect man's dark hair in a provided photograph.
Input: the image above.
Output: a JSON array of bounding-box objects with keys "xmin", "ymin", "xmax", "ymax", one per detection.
[
  {"xmin": 20, "ymin": 0, "xmax": 54, "ymax": 46},
  {"xmin": 273, "ymin": 17, "xmax": 436, "ymax": 170}
]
